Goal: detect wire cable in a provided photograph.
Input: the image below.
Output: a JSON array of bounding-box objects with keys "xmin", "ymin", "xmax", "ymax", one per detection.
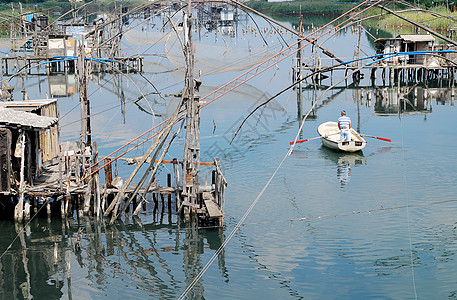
[{"xmin": 399, "ymin": 108, "xmax": 418, "ymax": 299}]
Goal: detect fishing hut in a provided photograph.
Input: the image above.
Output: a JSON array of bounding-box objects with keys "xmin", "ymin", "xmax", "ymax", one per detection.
[
  {"xmin": 0, "ymin": 100, "xmax": 60, "ymax": 221},
  {"xmin": 0, "ymin": 81, "xmax": 226, "ymax": 226},
  {"xmin": 1, "ymin": 5, "xmax": 145, "ymax": 77},
  {"xmin": 196, "ymin": 4, "xmax": 237, "ymax": 31},
  {"xmin": 0, "ymin": 3, "xmax": 227, "ymax": 227},
  {"xmin": 375, "ymin": 34, "xmax": 437, "ymax": 66},
  {"xmin": 297, "ymin": 32, "xmax": 457, "ymax": 86}
]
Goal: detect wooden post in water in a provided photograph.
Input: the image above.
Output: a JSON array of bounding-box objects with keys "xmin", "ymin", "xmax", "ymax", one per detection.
[
  {"xmin": 104, "ymin": 158, "xmax": 113, "ymax": 187},
  {"xmin": 182, "ymin": 0, "xmax": 201, "ymax": 216},
  {"xmin": 93, "ymin": 142, "xmax": 101, "ymax": 220},
  {"xmin": 79, "ymin": 41, "xmax": 92, "ymax": 149},
  {"xmin": 296, "ymin": 14, "xmax": 303, "ymax": 121},
  {"xmin": 173, "ymin": 158, "xmax": 181, "ymax": 211},
  {"xmin": 167, "ymin": 173, "xmax": 172, "ymax": 211},
  {"xmin": 14, "ymin": 132, "xmax": 26, "ymax": 222},
  {"xmin": 78, "ymin": 38, "xmax": 94, "ymax": 215}
]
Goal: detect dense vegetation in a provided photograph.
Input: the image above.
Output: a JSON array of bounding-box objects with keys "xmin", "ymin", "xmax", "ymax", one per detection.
[
  {"xmin": 3, "ymin": 0, "xmax": 456, "ymax": 27},
  {"xmin": 244, "ymin": 0, "xmax": 457, "ymax": 17},
  {"xmin": 0, "ymin": 0, "xmax": 146, "ymax": 15},
  {"xmin": 245, "ymin": 0, "xmax": 353, "ymax": 16}
]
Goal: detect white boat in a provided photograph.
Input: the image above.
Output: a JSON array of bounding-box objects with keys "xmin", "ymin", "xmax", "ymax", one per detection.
[{"xmin": 317, "ymin": 121, "xmax": 367, "ymax": 152}]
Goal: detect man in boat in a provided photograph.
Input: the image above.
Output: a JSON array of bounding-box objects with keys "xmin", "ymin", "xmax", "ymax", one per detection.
[{"xmin": 338, "ymin": 110, "xmax": 352, "ymax": 142}]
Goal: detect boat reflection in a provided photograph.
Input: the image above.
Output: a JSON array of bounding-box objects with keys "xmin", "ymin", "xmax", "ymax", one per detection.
[{"xmin": 320, "ymin": 146, "xmax": 366, "ymax": 188}]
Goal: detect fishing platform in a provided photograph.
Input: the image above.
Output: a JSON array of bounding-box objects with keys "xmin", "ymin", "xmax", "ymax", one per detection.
[
  {"xmin": 0, "ymin": 3, "xmax": 228, "ymax": 225},
  {"xmin": 0, "ymin": 99, "xmax": 226, "ymax": 225}
]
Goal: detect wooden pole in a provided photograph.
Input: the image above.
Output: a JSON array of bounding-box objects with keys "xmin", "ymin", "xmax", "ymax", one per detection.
[
  {"xmin": 105, "ymin": 113, "xmax": 181, "ymax": 219},
  {"xmin": 182, "ymin": 0, "xmax": 201, "ymax": 210},
  {"xmin": 93, "ymin": 142, "xmax": 101, "ymax": 220},
  {"xmin": 14, "ymin": 132, "xmax": 26, "ymax": 222},
  {"xmin": 131, "ymin": 126, "xmax": 182, "ymax": 216},
  {"xmin": 173, "ymin": 158, "xmax": 181, "ymax": 211}
]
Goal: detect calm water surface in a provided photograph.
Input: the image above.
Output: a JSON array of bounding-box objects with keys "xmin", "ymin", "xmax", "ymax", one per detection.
[{"xmin": 1, "ymin": 10, "xmax": 457, "ymax": 300}]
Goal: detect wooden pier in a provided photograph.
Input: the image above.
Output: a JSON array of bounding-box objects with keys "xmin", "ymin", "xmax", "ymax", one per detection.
[
  {"xmin": 0, "ymin": 100, "xmax": 227, "ymax": 225},
  {"xmin": 1, "ymin": 55, "xmax": 143, "ymax": 76}
]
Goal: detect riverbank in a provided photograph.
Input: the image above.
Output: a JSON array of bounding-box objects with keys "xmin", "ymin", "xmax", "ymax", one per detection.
[
  {"xmin": 244, "ymin": 0, "xmax": 353, "ymax": 17},
  {"xmin": 363, "ymin": 6, "xmax": 457, "ymax": 31},
  {"xmin": 0, "ymin": 0, "xmax": 146, "ymax": 17}
]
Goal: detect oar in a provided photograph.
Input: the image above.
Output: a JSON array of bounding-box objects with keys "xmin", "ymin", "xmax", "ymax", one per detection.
[
  {"xmin": 360, "ymin": 134, "xmax": 391, "ymax": 142},
  {"xmin": 290, "ymin": 132, "xmax": 340, "ymax": 145},
  {"xmin": 289, "ymin": 136, "xmax": 321, "ymax": 145}
]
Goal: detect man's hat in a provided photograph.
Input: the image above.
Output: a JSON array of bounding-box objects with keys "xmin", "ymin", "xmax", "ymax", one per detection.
[{"xmin": 341, "ymin": 110, "xmax": 346, "ymax": 115}]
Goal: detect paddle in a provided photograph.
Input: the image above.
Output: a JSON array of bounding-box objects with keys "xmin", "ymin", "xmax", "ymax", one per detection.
[
  {"xmin": 289, "ymin": 132, "xmax": 340, "ymax": 145},
  {"xmin": 360, "ymin": 134, "xmax": 391, "ymax": 142},
  {"xmin": 289, "ymin": 136, "xmax": 321, "ymax": 145}
]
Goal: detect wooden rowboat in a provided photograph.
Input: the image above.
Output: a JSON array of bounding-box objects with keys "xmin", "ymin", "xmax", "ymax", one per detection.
[{"xmin": 317, "ymin": 121, "xmax": 367, "ymax": 152}]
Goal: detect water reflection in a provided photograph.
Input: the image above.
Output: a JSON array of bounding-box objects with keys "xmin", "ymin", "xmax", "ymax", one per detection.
[
  {"xmin": 374, "ymin": 85, "xmax": 456, "ymax": 115},
  {"xmin": 0, "ymin": 215, "xmax": 227, "ymax": 299},
  {"xmin": 48, "ymin": 73, "xmax": 77, "ymax": 98},
  {"xmin": 320, "ymin": 146, "xmax": 366, "ymax": 188},
  {"xmin": 0, "ymin": 220, "xmax": 66, "ymax": 300}
]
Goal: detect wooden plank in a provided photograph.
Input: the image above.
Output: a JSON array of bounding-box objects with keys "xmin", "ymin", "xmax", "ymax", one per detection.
[
  {"xmin": 202, "ymin": 192, "xmax": 213, "ymax": 201},
  {"xmin": 204, "ymin": 198, "xmax": 223, "ymax": 217}
]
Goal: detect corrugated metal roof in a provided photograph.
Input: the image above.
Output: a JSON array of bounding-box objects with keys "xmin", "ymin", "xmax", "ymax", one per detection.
[
  {"xmin": 397, "ymin": 34, "xmax": 435, "ymax": 42},
  {"xmin": 375, "ymin": 35, "xmax": 435, "ymax": 43},
  {"xmin": 0, "ymin": 108, "xmax": 58, "ymax": 129},
  {"xmin": 0, "ymin": 99, "xmax": 57, "ymax": 112}
]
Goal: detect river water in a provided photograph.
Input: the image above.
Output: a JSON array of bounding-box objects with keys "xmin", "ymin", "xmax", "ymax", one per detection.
[{"xmin": 1, "ymin": 8, "xmax": 457, "ymax": 300}]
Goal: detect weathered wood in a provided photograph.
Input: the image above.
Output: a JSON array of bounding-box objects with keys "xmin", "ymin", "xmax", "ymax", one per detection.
[
  {"xmin": 204, "ymin": 199, "xmax": 223, "ymax": 218},
  {"xmin": 167, "ymin": 173, "xmax": 172, "ymax": 211},
  {"xmin": 131, "ymin": 125, "xmax": 182, "ymax": 216},
  {"xmin": 61, "ymin": 196, "xmax": 65, "ymax": 218},
  {"xmin": 83, "ymin": 173, "xmax": 92, "ymax": 215},
  {"xmin": 173, "ymin": 158, "xmax": 181, "ymax": 211},
  {"xmin": 118, "ymin": 124, "xmax": 173, "ymax": 219},
  {"xmin": 104, "ymin": 158, "xmax": 112, "ymax": 187},
  {"xmin": 14, "ymin": 132, "xmax": 26, "ymax": 222},
  {"xmin": 93, "ymin": 142, "xmax": 101, "ymax": 220},
  {"xmin": 105, "ymin": 102, "xmax": 182, "ymax": 219},
  {"xmin": 182, "ymin": 4, "xmax": 201, "ymax": 210}
]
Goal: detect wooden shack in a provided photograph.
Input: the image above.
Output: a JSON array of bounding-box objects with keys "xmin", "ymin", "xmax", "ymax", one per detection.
[
  {"xmin": 0, "ymin": 99, "xmax": 60, "ymax": 165},
  {"xmin": 47, "ymin": 34, "xmax": 72, "ymax": 57},
  {"xmin": 0, "ymin": 100, "xmax": 60, "ymax": 219},
  {"xmin": 375, "ymin": 34, "xmax": 435, "ymax": 65},
  {"xmin": 22, "ymin": 13, "xmax": 49, "ymax": 33}
]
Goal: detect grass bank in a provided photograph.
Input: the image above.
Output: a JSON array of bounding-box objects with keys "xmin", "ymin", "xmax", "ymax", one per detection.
[
  {"xmin": 0, "ymin": 0, "xmax": 146, "ymax": 18},
  {"xmin": 245, "ymin": 0, "xmax": 354, "ymax": 17},
  {"xmin": 364, "ymin": 6, "xmax": 457, "ymax": 31}
]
